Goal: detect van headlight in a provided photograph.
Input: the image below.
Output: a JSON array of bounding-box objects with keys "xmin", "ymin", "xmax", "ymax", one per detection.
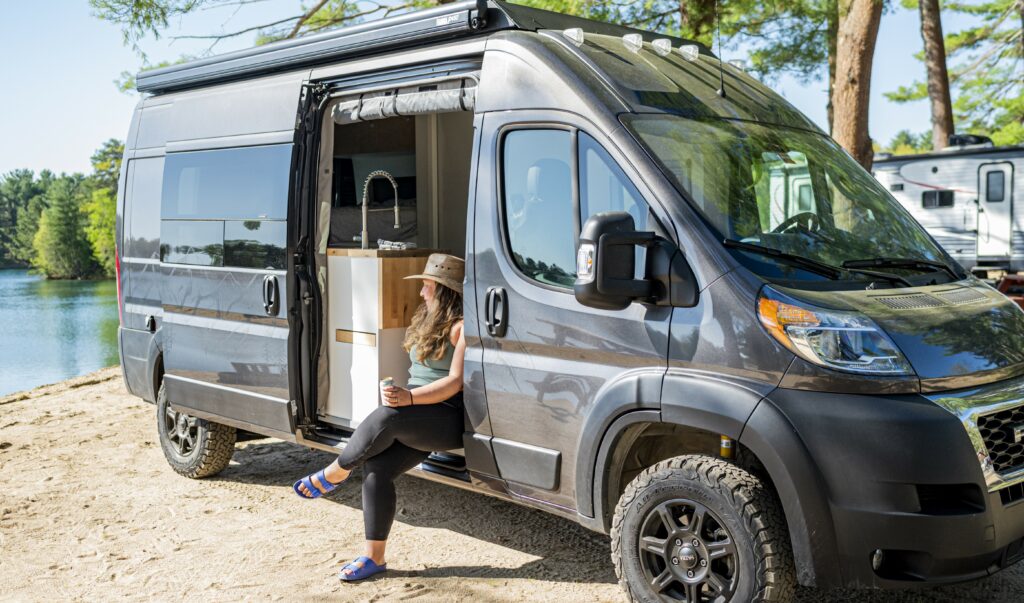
[{"xmin": 757, "ymin": 286, "xmax": 913, "ymax": 375}]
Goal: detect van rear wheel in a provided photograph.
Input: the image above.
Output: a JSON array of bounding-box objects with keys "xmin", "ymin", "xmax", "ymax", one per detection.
[
  {"xmin": 156, "ymin": 382, "xmax": 236, "ymax": 478},
  {"xmin": 610, "ymin": 455, "xmax": 795, "ymax": 602}
]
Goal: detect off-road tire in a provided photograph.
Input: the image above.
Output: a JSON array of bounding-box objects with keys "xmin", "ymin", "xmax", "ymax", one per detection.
[
  {"xmin": 156, "ymin": 382, "xmax": 236, "ymax": 478},
  {"xmin": 611, "ymin": 455, "xmax": 795, "ymax": 602}
]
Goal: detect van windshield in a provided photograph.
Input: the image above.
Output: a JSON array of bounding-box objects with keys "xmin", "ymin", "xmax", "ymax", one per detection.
[{"xmin": 623, "ymin": 114, "xmax": 958, "ymax": 283}]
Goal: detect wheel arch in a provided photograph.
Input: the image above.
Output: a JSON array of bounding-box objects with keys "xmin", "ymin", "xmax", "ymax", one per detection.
[
  {"xmin": 578, "ymin": 370, "xmax": 773, "ymax": 533},
  {"xmin": 738, "ymin": 398, "xmax": 842, "ymax": 588}
]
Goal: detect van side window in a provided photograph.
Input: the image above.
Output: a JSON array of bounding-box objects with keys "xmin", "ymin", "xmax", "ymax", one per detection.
[
  {"xmin": 502, "ymin": 130, "xmax": 576, "ymax": 288},
  {"xmin": 161, "ymin": 144, "xmax": 291, "ymax": 268},
  {"xmin": 922, "ymin": 190, "xmax": 954, "ymax": 209},
  {"xmin": 578, "ymin": 133, "xmax": 651, "ymax": 280},
  {"xmin": 125, "ymin": 158, "xmax": 164, "ymax": 260}
]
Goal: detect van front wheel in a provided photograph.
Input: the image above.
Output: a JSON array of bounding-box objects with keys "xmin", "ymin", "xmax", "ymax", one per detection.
[
  {"xmin": 610, "ymin": 455, "xmax": 795, "ymax": 603},
  {"xmin": 156, "ymin": 383, "xmax": 236, "ymax": 478}
]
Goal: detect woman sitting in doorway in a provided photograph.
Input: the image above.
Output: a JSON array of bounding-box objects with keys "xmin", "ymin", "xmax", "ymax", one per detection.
[{"xmin": 293, "ymin": 253, "xmax": 466, "ymax": 582}]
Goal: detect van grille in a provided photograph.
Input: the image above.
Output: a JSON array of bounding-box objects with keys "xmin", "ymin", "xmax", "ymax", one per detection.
[
  {"xmin": 977, "ymin": 405, "xmax": 1024, "ymax": 475},
  {"xmin": 935, "ymin": 288, "xmax": 989, "ymax": 306},
  {"xmin": 872, "ymin": 294, "xmax": 946, "ymax": 310}
]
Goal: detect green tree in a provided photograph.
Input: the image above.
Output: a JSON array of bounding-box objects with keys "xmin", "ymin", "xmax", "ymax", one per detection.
[
  {"xmin": 80, "ymin": 139, "xmax": 124, "ymax": 277},
  {"xmin": 0, "ymin": 170, "xmax": 46, "ymax": 266},
  {"xmin": 10, "ymin": 170, "xmax": 55, "ymax": 266},
  {"xmin": 887, "ymin": 0, "xmax": 1023, "ymax": 145},
  {"xmin": 882, "ymin": 129, "xmax": 934, "ymax": 154},
  {"xmin": 84, "ymin": 188, "xmax": 117, "ymax": 276},
  {"xmin": 32, "ymin": 176, "xmax": 99, "ymax": 279},
  {"xmin": 88, "ymin": 139, "xmax": 124, "ymax": 192}
]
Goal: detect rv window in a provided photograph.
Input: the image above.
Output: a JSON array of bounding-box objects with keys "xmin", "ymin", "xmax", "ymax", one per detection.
[
  {"xmin": 922, "ymin": 190, "xmax": 954, "ymax": 209},
  {"xmin": 162, "ymin": 144, "xmax": 291, "ymax": 220},
  {"xmin": 502, "ymin": 129, "xmax": 576, "ymax": 289},
  {"xmin": 579, "ymin": 133, "xmax": 651, "ymax": 280},
  {"xmin": 125, "ymin": 158, "xmax": 163, "ymax": 260},
  {"xmin": 987, "ymin": 171, "xmax": 1005, "ymax": 203},
  {"xmin": 160, "ymin": 144, "xmax": 290, "ymax": 267}
]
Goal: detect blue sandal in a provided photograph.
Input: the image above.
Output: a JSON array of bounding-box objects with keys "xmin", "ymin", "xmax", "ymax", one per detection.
[
  {"xmin": 293, "ymin": 469, "xmax": 344, "ymax": 499},
  {"xmin": 339, "ymin": 556, "xmax": 387, "ymax": 582}
]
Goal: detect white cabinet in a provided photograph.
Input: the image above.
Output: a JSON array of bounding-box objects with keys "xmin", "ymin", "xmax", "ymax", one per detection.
[{"xmin": 323, "ymin": 249, "xmax": 436, "ymax": 428}]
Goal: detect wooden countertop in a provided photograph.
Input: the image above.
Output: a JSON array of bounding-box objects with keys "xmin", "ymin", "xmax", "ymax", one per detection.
[{"xmin": 326, "ymin": 248, "xmax": 446, "ymax": 258}]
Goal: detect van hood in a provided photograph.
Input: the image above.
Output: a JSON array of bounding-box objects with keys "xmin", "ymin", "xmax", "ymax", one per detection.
[{"xmin": 787, "ymin": 280, "xmax": 1024, "ymax": 392}]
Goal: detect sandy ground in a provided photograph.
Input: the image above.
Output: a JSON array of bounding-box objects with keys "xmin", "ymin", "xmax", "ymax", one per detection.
[{"xmin": 1, "ymin": 369, "xmax": 1023, "ymax": 602}]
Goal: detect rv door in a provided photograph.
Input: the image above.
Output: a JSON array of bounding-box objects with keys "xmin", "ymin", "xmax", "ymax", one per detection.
[{"xmin": 977, "ymin": 162, "xmax": 1014, "ymax": 258}]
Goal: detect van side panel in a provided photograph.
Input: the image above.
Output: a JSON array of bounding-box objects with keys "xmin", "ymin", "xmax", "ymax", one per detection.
[
  {"xmin": 141, "ymin": 70, "xmax": 307, "ymax": 436},
  {"xmin": 119, "ymin": 103, "xmax": 164, "ymax": 402}
]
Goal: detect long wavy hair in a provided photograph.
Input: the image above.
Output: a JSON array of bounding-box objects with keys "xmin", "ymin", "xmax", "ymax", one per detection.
[{"xmin": 403, "ymin": 281, "xmax": 463, "ymax": 363}]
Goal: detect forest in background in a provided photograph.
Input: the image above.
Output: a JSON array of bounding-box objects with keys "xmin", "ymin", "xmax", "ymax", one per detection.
[{"xmin": 0, "ymin": 140, "xmax": 122, "ymax": 278}]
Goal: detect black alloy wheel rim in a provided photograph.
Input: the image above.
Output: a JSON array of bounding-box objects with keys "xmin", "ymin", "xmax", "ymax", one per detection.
[
  {"xmin": 637, "ymin": 499, "xmax": 739, "ymax": 602},
  {"xmin": 164, "ymin": 404, "xmax": 199, "ymax": 457}
]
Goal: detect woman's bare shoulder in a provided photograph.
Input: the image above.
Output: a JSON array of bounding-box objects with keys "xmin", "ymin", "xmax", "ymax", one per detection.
[{"xmin": 450, "ymin": 320, "xmax": 465, "ymax": 345}]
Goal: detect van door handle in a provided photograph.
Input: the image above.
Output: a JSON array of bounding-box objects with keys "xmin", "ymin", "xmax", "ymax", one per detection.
[
  {"xmin": 263, "ymin": 275, "xmax": 280, "ymax": 316},
  {"xmin": 485, "ymin": 286, "xmax": 508, "ymax": 338}
]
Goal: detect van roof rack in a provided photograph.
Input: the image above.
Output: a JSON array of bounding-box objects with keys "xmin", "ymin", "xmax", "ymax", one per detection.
[{"xmin": 136, "ymin": 1, "xmax": 701, "ymax": 95}]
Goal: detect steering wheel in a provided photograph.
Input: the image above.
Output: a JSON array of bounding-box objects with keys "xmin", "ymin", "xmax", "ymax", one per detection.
[{"xmin": 771, "ymin": 211, "xmax": 821, "ymax": 234}]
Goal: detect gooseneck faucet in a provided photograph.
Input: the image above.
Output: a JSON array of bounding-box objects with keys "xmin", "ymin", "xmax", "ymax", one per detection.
[{"xmin": 360, "ymin": 170, "xmax": 401, "ymax": 250}]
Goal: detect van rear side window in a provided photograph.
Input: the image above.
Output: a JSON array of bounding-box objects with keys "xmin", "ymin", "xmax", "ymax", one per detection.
[
  {"xmin": 125, "ymin": 158, "xmax": 164, "ymax": 260},
  {"xmin": 160, "ymin": 144, "xmax": 291, "ymax": 268}
]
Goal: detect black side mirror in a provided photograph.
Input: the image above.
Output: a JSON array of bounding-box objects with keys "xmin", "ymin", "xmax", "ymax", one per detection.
[{"xmin": 574, "ymin": 212, "xmax": 698, "ymax": 310}]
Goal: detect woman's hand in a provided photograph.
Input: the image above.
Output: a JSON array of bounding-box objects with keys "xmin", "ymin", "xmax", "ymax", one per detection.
[{"xmin": 381, "ymin": 386, "xmax": 413, "ymax": 407}]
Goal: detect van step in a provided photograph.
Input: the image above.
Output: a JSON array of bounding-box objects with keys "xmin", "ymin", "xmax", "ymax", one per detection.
[
  {"xmin": 425, "ymin": 452, "xmax": 467, "ymax": 472},
  {"xmin": 417, "ymin": 460, "xmax": 471, "ymax": 482}
]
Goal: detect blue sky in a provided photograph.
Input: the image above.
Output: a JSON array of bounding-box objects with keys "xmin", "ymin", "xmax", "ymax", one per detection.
[{"xmin": 0, "ymin": 1, "xmax": 974, "ymax": 176}]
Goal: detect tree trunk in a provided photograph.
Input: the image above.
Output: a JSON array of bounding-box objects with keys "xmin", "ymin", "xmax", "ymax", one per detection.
[
  {"xmin": 832, "ymin": 0, "xmax": 884, "ymax": 170},
  {"xmin": 827, "ymin": 0, "xmax": 839, "ymax": 134},
  {"xmin": 919, "ymin": 0, "xmax": 954, "ymax": 149}
]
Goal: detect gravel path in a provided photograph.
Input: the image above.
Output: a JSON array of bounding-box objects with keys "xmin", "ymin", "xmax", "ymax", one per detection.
[{"xmin": 1, "ymin": 368, "xmax": 1021, "ymax": 602}]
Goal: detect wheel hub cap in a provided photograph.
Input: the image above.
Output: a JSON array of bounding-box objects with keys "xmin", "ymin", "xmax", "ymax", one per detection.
[{"xmin": 678, "ymin": 546, "xmax": 698, "ymax": 570}]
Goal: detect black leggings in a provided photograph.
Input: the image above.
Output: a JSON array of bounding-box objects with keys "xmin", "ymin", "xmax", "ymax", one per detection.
[{"xmin": 336, "ymin": 393, "xmax": 464, "ymax": 541}]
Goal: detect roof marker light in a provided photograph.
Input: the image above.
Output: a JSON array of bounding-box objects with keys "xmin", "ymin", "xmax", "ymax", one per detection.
[
  {"xmin": 623, "ymin": 33, "xmax": 643, "ymax": 53},
  {"xmin": 679, "ymin": 44, "xmax": 700, "ymax": 62},
  {"xmin": 728, "ymin": 59, "xmax": 746, "ymax": 70},
  {"xmin": 653, "ymin": 39, "xmax": 673, "ymax": 57},
  {"xmin": 562, "ymin": 28, "xmax": 585, "ymax": 46}
]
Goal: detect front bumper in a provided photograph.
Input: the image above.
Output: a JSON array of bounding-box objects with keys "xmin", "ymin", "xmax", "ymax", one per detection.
[{"xmin": 754, "ymin": 375, "xmax": 1024, "ymax": 588}]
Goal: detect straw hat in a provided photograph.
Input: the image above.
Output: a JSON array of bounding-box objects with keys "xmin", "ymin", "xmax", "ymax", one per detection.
[{"xmin": 404, "ymin": 253, "xmax": 465, "ymax": 294}]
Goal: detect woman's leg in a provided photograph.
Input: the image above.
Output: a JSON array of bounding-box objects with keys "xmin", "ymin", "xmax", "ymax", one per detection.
[
  {"xmin": 339, "ymin": 441, "xmax": 428, "ymax": 577},
  {"xmin": 299, "ymin": 396, "xmax": 464, "ymax": 496}
]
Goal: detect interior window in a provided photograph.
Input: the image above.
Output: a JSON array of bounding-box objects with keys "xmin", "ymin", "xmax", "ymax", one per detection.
[
  {"xmin": 579, "ymin": 133, "xmax": 651, "ymax": 279},
  {"xmin": 502, "ymin": 129, "xmax": 576, "ymax": 288},
  {"xmin": 987, "ymin": 171, "xmax": 1006, "ymax": 203}
]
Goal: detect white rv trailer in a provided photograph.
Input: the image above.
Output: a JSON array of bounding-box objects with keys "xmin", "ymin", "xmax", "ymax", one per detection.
[{"xmin": 873, "ymin": 139, "xmax": 1024, "ymax": 276}]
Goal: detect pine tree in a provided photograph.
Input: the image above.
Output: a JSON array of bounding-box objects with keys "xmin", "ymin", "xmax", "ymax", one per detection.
[{"xmin": 32, "ymin": 177, "xmax": 100, "ymax": 279}]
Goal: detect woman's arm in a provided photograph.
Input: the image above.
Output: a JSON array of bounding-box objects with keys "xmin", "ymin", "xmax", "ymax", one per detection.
[{"xmin": 382, "ymin": 321, "xmax": 465, "ymax": 406}]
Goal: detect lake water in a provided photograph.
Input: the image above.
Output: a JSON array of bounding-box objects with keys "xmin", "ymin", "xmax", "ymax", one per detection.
[{"xmin": 0, "ymin": 269, "xmax": 119, "ymax": 397}]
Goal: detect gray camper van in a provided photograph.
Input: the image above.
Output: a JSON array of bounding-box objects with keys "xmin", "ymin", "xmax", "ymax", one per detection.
[{"xmin": 116, "ymin": 1, "xmax": 1024, "ymax": 600}]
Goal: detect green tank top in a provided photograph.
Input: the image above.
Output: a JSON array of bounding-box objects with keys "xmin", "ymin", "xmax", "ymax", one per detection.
[{"xmin": 407, "ymin": 341, "xmax": 455, "ymax": 387}]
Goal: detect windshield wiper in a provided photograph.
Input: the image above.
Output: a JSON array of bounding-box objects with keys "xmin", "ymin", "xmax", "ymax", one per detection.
[
  {"xmin": 841, "ymin": 257, "xmax": 960, "ymax": 281},
  {"xmin": 723, "ymin": 239, "xmax": 842, "ymax": 279}
]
